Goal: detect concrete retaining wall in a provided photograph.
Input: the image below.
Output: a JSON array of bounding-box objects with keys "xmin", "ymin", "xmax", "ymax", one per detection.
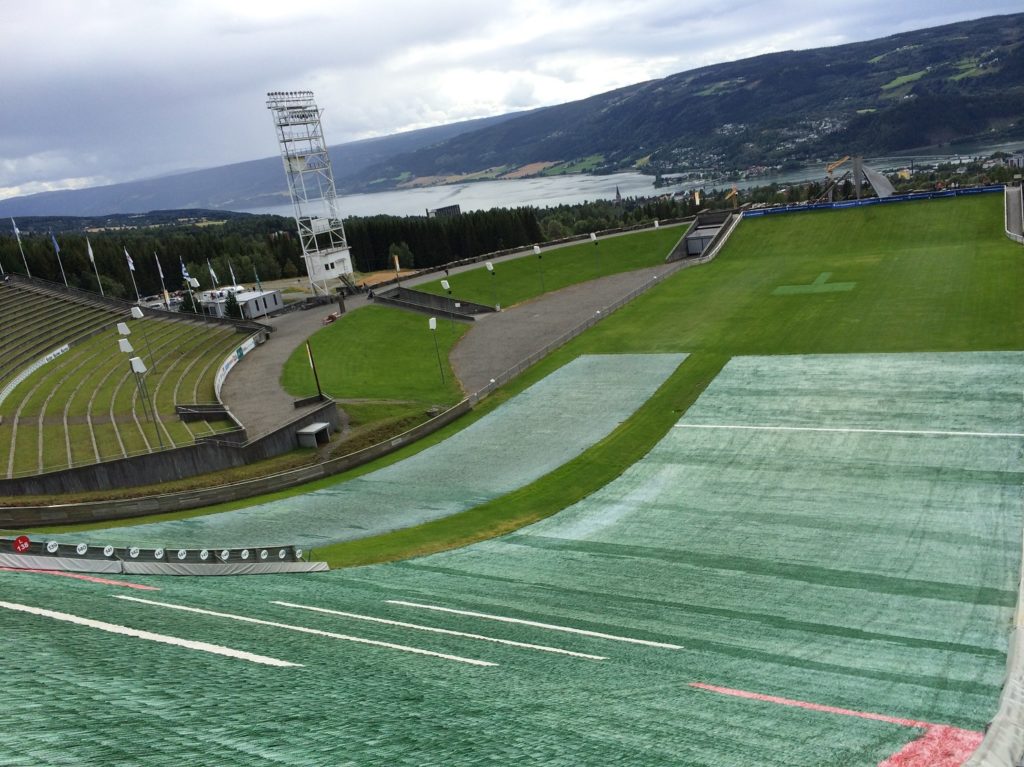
[
  {"xmin": 0, "ymin": 399, "xmax": 339, "ymax": 502},
  {"xmin": 374, "ymin": 286, "xmax": 493, "ymax": 319},
  {"xmin": 2, "ymin": 399, "xmax": 469, "ymax": 527}
]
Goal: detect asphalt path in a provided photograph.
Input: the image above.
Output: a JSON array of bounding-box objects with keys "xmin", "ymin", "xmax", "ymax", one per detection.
[{"xmin": 220, "ymin": 225, "xmax": 687, "ymax": 437}]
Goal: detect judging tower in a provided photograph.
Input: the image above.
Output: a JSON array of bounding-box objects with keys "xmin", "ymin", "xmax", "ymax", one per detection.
[{"xmin": 266, "ymin": 90, "xmax": 353, "ymax": 294}]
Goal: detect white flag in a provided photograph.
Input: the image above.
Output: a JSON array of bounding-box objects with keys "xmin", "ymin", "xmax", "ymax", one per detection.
[
  {"xmin": 207, "ymin": 259, "xmax": 218, "ymax": 285},
  {"xmin": 154, "ymin": 253, "xmax": 164, "ymax": 279},
  {"xmin": 124, "ymin": 247, "xmax": 135, "ymax": 271},
  {"xmin": 87, "ymin": 238, "xmax": 95, "ymax": 264},
  {"xmin": 11, "ymin": 218, "xmax": 21, "ymax": 243}
]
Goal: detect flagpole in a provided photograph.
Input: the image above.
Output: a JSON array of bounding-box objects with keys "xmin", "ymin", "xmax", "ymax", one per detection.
[
  {"xmin": 11, "ymin": 219, "xmax": 30, "ymax": 277},
  {"xmin": 50, "ymin": 233, "xmax": 68, "ymax": 287},
  {"xmin": 181, "ymin": 257, "xmax": 195, "ymax": 315},
  {"xmin": 154, "ymin": 252, "xmax": 168, "ymax": 309},
  {"xmin": 87, "ymin": 237, "xmax": 104, "ymax": 296},
  {"xmin": 305, "ymin": 341, "xmax": 323, "ymax": 399},
  {"xmin": 125, "ymin": 247, "xmax": 141, "ymax": 303},
  {"xmin": 254, "ymin": 266, "xmax": 263, "ymax": 292}
]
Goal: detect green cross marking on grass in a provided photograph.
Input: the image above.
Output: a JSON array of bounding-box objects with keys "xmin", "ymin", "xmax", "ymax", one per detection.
[{"xmin": 773, "ymin": 272, "xmax": 856, "ymax": 295}]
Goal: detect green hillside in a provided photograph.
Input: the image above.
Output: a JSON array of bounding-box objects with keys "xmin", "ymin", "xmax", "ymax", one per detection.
[{"xmin": 320, "ymin": 192, "xmax": 1024, "ymax": 566}]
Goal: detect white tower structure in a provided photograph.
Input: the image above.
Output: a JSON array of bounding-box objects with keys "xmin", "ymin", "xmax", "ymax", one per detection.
[{"xmin": 266, "ymin": 91, "xmax": 353, "ymax": 295}]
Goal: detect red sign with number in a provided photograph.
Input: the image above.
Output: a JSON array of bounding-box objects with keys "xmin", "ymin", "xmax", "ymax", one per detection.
[{"xmin": 13, "ymin": 535, "xmax": 30, "ymax": 553}]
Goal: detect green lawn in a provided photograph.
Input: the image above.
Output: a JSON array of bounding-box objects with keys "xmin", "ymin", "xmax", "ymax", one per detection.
[
  {"xmin": 317, "ymin": 194, "xmax": 1024, "ymax": 564},
  {"xmin": 570, "ymin": 196, "xmax": 1023, "ymax": 357},
  {"xmin": 280, "ymin": 304, "xmax": 469, "ymax": 404},
  {"xmin": 414, "ymin": 225, "xmax": 683, "ymax": 308},
  {"xmin": 28, "ymin": 195, "xmax": 1021, "ymax": 550}
]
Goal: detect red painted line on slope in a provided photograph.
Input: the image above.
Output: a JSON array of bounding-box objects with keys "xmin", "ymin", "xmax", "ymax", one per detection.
[
  {"xmin": 0, "ymin": 567, "xmax": 159, "ymax": 590},
  {"xmin": 690, "ymin": 682, "xmax": 928, "ymax": 728},
  {"xmin": 690, "ymin": 683, "xmax": 982, "ymax": 767}
]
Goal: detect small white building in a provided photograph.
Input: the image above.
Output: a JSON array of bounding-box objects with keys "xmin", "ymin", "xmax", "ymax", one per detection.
[{"xmin": 199, "ymin": 286, "xmax": 283, "ymax": 320}]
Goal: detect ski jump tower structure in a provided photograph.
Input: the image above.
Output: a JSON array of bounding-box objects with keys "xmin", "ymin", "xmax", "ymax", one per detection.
[{"xmin": 266, "ymin": 91, "xmax": 353, "ymax": 295}]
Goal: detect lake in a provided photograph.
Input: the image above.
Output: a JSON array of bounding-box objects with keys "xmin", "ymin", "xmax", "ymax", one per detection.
[{"xmin": 241, "ymin": 139, "xmax": 1023, "ymax": 219}]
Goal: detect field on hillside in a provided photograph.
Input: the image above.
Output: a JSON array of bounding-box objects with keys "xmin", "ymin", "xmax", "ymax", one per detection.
[
  {"xmin": 296, "ymin": 193, "xmax": 1024, "ymax": 567},
  {"xmin": 570, "ymin": 195, "xmax": 1024, "ymax": 357},
  {"xmin": 5, "ymin": 194, "xmax": 1022, "ymax": 766},
  {"xmin": 5, "ymin": 351, "xmax": 1018, "ymax": 765}
]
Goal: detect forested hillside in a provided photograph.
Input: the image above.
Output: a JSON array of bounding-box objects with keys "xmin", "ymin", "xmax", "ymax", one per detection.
[
  {"xmin": 352, "ymin": 13, "xmax": 1024, "ymax": 188},
  {"xmin": 0, "ymin": 208, "xmax": 545, "ymax": 297}
]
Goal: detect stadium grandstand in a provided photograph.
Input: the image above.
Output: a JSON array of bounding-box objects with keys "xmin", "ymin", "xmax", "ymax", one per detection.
[{"xmin": 0, "ymin": 276, "xmax": 260, "ymax": 482}]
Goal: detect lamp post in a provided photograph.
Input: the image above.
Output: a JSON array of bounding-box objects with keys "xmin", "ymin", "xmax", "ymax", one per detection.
[
  {"xmin": 485, "ymin": 261, "xmax": 498, "ymax": 310},
  {"xmin": 534, "ymin": 244, "xmax": 545, "ymax": 293},
  {"xmin": 428, "ymin": 317, "xmax": 444, "ymax": 384},
  {"xmin": 590, "ymin": 232, "xmax": 600, "ymax": 275},
  {"xmin": 441, "ymin": 278, "xmax": 454, "ymax": 331},
  {"xmin": 118, "ymin": 339, "xmax": 164, "ymax": 450},
  {"xmin": 130, "ymin": 306, "xmax": 156, "ymax": 373},
  {"xmin": 131, "ymin": 356, "xmax": 164, "ymax": 450},
  {"xmin": 185, "ymin": 276, "xmax": 201, "ymax": 319}
]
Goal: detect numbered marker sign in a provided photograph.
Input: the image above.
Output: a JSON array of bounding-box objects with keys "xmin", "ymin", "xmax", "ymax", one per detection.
[{"xmin": 13, "ymin": 535, "xmax": 30, "ymax": 553}]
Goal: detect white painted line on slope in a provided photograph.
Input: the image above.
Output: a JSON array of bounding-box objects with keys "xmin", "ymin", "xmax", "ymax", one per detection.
[
  {"xmin": 675, "ymin": 423, "xmax": 1024, "ymax": 439},
  {"xmin": 115, "ymin": 595, "xmax": 495, "ymax": 667},
  {"xmin": 387, "ymin": 600, "xmax": 683, "ymax": 650},
  {"xmin": 272, "ymin": 600, "xmax": 608, "ymax": 661},
  {"xmin": 0, "ymin": 600, "xmax": 299, "ymax": 667}
]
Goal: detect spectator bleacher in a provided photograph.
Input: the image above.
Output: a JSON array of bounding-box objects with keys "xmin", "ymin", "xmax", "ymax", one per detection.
[{"xmin": 0, "ymin": 278, "xmax": 249, "ymax": 479}]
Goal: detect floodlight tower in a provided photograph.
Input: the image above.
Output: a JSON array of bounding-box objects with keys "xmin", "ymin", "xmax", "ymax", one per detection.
[{"xmin": 266, "ymin": 90, "xmax": 353, "ymax": 295}]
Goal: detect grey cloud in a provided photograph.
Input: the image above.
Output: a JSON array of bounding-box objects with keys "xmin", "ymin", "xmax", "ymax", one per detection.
[{"xmin": 1, "ymin": 0, "xmax": 1020, "ymax": 198}]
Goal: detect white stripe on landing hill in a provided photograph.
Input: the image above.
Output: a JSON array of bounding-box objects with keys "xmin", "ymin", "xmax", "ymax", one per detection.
[
  {"xmin": 675, "ymin": 423, "xmax": 1024, "ymax": 439},
  {"xmin": 0, "ymin": 600, "xmax": 299, "ymax": 667},
  {"xmin": 387, "ymin": 600, "xmax": 683, "ymax": 650},
  {"xmin": 114, "ymin": 595, "xmax": 495, "ymax": 667},
  {"xmin": 271, "ymin": 601, "xmax": 607, "ymax": 661}
]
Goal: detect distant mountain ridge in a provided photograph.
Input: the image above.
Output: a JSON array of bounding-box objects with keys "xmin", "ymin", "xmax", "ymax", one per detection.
[
  {"xmin": 352, "ymin": 12, "xmax": 1024, "ymax": 188},
  {"xmin": 0, "ymin": 113, "xmax": 526, "ymax": 217},
  {"xmin": 2, "ymin": 12, "xmax": 1022, "ymax": 217}
]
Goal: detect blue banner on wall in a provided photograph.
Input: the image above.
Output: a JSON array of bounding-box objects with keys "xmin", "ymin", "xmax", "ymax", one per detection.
[{"xmin": 742, "ymin": 185, "xmax": 1004, "ymax": 218}]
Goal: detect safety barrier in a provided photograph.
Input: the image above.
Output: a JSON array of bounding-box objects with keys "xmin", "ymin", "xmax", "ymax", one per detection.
[
  {"xmin": 214, "ymin": 333, "xmax": 263, "ymax": 398},
  {"xmin": 742, "ymin": 184, "xmax": 1005, "ymax": 219},
  {"xmin": 0, "ymin": 537, "xmax": 326, "ymax": 575}
]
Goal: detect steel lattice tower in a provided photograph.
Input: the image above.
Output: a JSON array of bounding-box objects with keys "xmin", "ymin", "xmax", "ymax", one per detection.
[{"xmin": 266, "ymin": 91, "xmax": 352, "ymax": 294}]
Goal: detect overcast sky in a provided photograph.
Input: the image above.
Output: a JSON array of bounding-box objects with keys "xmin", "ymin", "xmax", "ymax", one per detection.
[{"xmin": 1, "ymin": 1, "xmax": 1018, "ymax": 201}]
